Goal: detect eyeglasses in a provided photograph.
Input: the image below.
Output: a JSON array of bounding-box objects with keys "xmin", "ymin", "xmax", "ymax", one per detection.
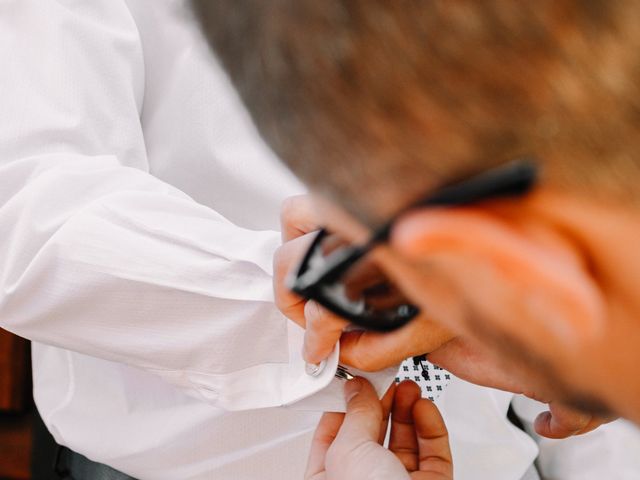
[{"xmin": 289, "ymin": 158, "xmax": 538, "ymax": 332}]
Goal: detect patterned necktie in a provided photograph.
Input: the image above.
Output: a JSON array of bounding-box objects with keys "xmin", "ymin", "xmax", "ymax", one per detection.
[{"xmin": 396, "ymin": 355, "xmax": 452, "ymax": 401}]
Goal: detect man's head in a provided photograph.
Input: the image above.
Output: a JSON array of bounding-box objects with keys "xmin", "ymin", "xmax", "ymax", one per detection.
[
  {"xmin": 194, "ymin": 0, "xmax": 640, "ymax": 421},
  {"xmin": 194, "ymin": 0, "xmax": 640, "ymax": 224}
]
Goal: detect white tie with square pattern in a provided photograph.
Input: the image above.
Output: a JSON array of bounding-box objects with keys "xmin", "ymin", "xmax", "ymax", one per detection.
[{"xmin": 396, "ymin": 356, "xmax": 452, "ymax": 401}]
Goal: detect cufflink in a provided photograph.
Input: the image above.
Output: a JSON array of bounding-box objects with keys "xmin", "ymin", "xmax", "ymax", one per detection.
[{"xmin": 334, "ymin": 365, "xmax": 354, "ymax": 381}]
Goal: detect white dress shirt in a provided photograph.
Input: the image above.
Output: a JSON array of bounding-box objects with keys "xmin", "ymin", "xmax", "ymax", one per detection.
[{"xmin": 1, "ymin": 1, "xmax": 639, "ymax": 478}]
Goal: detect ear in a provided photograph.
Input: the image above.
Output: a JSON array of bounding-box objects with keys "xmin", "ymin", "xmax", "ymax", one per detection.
[{"xmin": 388, "ymin": 205, "xmax": 605, "ymax": 356}]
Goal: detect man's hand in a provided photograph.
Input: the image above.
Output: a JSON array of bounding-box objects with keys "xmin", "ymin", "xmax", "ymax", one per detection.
[
  {"xmin": 273, "ymin": 226, "xmax": 455, "ymax": 367},
  {"xmin": 275, "ymin": 195, "xmax": 455, "ymax": 366},
  {"xmin": 305, "ymin": 378, "xmax": 453, "ymax": 480},
  {"xmin": 276, "ymin": 195, "xmax": 615, "ymax": 440},
  {"xmin": 273, "ymin": 230, "xmax": 349, "ymax": 363}
]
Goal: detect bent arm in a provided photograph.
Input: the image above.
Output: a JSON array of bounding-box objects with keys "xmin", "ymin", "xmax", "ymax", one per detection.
[{"xmin": 0, "ymin": 0, "xmax": 335, "ymax": 408}]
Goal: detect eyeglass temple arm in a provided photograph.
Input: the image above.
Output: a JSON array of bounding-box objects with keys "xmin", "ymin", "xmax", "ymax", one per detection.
[{"xmin": 370, "ymin": 158, "xmax": 538, "ymax": 244}]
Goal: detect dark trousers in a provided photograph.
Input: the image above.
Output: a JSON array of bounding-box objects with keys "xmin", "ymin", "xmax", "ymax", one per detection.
[
  {"xmin": 32, "ymin": 407, "xmax": 136, "ymax": 480},
  {"xmin": 54, "ymin": 447, "xmax": 137, "ymax": 480}
]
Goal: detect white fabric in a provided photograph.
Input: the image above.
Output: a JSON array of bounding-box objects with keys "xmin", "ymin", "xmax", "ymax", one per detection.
[
  {"xmin": 512, "ymin": 396, "xmax": 640, "ymax": 480},
  {"xmin": 435, "ymin": 379, "xmax": 538, "ymax": 480},
  {"xmin": 521, "ymin": 465, "xmax": 541, "ymax": 480},
  {"xmin": 1, "ymin": 0, "xmax": 639, "ymax": 478}
]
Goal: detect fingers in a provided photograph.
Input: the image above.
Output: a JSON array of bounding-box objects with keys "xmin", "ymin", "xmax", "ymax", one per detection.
[
  {"xmin": 338, "ymin": 320, "xmax": 454, "ymax": 371},
  {"xmin": 304, "ymin": 301, "xmax": 348, "ymax": 364},
  {"xmin": 339, "ymin": 329, "xmax": 422, "ymax": 371},
  {"xmin": 273, "ymin": 233, "xmax": 316, "ymax": 327},
  {"xmin": 388, "ymin": 381, "xmax": 422, "ymax": 471},
  {"xmin": 574, "ymin": 415, "xmax": 616, "ymax": 436},
  {"xmin": 305, "ymin": 412, "xmax": 344, "ymax": 480},
  {"xmin": 534, "ymin": 402, "xmax": 591, "ymax": 439},
  {"xmin": 534, "ymin": 411, "xmax": 585, "ymax": 439},
  {"xmin": 273, "ymin": 230, "xmax": 349, "ymax": 364},
  {"xmin": 413, "ymin": 398, "xmax": 453, "ymax": 479},
  {"xmin": 379, "ymin": 382, "xmax": 396, "ymax": 445},
  {"xmin": 281, "ymin": 195, "xmax": 321, "ymax": 242},
  {"xmin": 326, "ymin": 379, "xmax": 415, "ymax": 480},
  {"xmin": 533, "ymin": 403, "xmax": 615, "ymax": 439},
  {"xmin": 323, "ymin": 379, "xmax": 452, "ymax": 479},
  {"xmin": 332, "ymin": 378, "xmax": 383, "ymax": 448}
]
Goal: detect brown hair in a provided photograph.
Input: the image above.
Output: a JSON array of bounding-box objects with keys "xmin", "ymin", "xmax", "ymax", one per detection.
[{"xmin": 193, "ymin": 0, "xmax": 640, "ymax": 224}]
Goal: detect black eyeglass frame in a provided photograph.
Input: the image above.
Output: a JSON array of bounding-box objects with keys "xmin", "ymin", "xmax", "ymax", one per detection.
[{"xmin": 290, "ymin": 158, "xmax": 539, "ymax": 331}]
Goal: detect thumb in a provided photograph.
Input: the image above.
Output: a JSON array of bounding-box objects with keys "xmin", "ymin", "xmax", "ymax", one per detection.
[
  {"xmin": 303, "ymin": 300, "xmax": 348, "ymax": 364},
  {"xmin": 533, "ymin": 402, "xmax": 610, "ymax": 439},
  {"xmin": 332, "ymin": 377, "xmax": 383, "ymax": 448},
  {"xmin": 281, "ymin": 195, "xmax": 321, "ymax": 241}
]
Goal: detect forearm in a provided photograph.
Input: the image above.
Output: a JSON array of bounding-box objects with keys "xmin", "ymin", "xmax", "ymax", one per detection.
[
  {"xmin": 1, "ymin": 151, "xmax": 295, "ymax": 380},
  {"xmin": 0, "ymin": 0, "xmax": 313, "ymax": 408}
]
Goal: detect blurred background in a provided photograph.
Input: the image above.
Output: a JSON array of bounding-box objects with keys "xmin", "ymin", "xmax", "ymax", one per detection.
[{"xmin": 0, "ymin": 328, "xmax": 56, "ymax": 480}]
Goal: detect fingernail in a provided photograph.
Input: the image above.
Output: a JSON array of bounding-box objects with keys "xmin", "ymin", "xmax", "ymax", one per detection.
[
  {"xmin": 304, "ymin": 300, "xmax": 321, "ymax": 320},
  {"xmin": 305, "ymin": 360, "xmax": 326, "ymax": 377},
  {"xmin": 344, "ymin": 378, "xmax": 362, "ymax": 402},
  {"xmin": 303, "ymin": 347, "xmax": 324, "ymax": 366}
]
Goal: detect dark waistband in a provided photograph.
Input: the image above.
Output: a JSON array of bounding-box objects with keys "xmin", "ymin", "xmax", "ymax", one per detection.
[{"xmin": 54, "ymin": 446, "xmax": 137, "ymax": 480}]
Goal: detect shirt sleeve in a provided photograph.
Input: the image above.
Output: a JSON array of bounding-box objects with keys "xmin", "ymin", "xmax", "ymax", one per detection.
[
  {"xmin": 511, "ymin": 395, "xmax": 640, "ymax": 479},
  {"xmin": 0, "ymin": 0, "xmax": 338, "ymax": 409}
]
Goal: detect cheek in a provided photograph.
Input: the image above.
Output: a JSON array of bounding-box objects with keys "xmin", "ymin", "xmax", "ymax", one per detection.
[
  {"xmin": 438, "ymin": 251, "xmax": 601, "ymax": 369},
  {"xmin": 579, "ymin": 298, "xmax": 640, "ymax": 416},
  {"xmin": 487, "ymin": 322, "xmax": 598, "ymax": 404}
]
